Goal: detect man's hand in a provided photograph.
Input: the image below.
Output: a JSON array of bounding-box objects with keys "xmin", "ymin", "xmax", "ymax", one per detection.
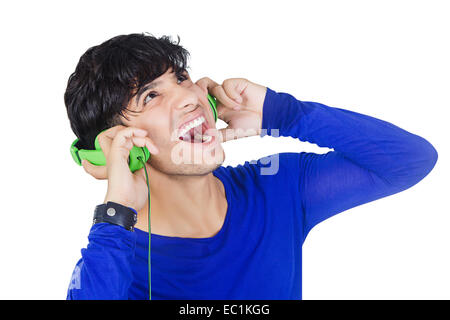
[
  {"xmin": 196, "ymin": 77, "xmax": 267, "ymax": 142},
  {"xmin": 82, "ymin": 125, "xmax": 159, "ymax": 212}
]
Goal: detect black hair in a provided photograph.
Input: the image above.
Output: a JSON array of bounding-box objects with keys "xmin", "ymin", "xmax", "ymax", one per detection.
[{"xmin": 64, "ymin": 32, "xmax": 190, "ymax": 150}]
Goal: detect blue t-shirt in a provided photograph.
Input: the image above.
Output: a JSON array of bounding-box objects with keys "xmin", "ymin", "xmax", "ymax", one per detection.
[{"xmin": 67, "ymin": 87, "xmax": 438, "ymax": 300}]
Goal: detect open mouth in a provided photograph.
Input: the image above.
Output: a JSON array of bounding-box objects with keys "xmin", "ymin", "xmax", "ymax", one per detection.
[{"xmin": 178, "ymin": 116, "xmax": 213, "ymax": 144}]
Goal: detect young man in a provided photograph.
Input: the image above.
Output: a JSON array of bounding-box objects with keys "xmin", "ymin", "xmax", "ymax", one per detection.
[{"xmin": 65, "ymin": 33, "xmax": 438, "ymax": 300}]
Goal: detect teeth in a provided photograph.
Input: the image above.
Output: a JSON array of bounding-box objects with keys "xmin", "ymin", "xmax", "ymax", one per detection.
[
  {"xmin": 194, "ymin": 133, "xmax": 203, "ymax": 142},
  {"xmin": 191, "ymin": 133, "xmax": 212, "ymax": 143},
  {"xmin": 178, "ymin": 116, "xmax": 205, "ymax": 138}
]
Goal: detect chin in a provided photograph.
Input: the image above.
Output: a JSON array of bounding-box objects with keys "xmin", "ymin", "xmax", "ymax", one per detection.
[
  {"xmin": 176, "ymin": 147, "xmax": 225, "ymax": 176},
  {"xmin": 169, "ymin": 136, "xmax": 224, "ymax": 167},
  {"xmin": 178, "ymin": 162, "xmax": 223, "ymax": 176},
  {"xmin": 154, "ymin": 143, "xmax": 225, "ymax": 176}
]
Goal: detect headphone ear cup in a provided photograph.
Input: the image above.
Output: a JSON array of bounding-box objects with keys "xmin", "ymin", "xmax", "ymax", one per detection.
[
  {"xmin": 94, "ymin": 129, "xmax": 150, "ymax": 172},
  {"xmin": 70, "ymin": 135, "xmax": 107, "ymax": 167},
  {"xmin": 71, "ymin": 130, "xmax": 150, "ymax": 173},
  {"xmin": 207, "ymin": 94, "xmax": 218, "ymax": 122},
  {"xmin": 129, "ymin": 146, "xmax": 151, "ymax": 173}
]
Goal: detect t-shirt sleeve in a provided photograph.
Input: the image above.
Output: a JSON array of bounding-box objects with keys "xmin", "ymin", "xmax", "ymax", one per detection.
[{"xmin": 260, "ymin": 87, "xmax": 438, "ymax": 238}]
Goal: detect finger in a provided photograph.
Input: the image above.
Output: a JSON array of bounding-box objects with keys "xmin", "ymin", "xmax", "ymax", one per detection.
[
  {"xmin": 209, "ymin": 85, "xmax": 241, "ymax": 110},
  {"xmin": 222, "ymin": 78, "xmax": 247, "ymax": 104},
  {"xmin": 99, "ymin": 125, "xmax": 127, "ymax": 141},
  {"xmin": 216, "ymin": 103, "xmax": 233, "ymax": 120},
  {"xmin": 217, "ymin": 104, "xmax": 227, "ymax": 117},
  {"xmin": 196, "ymin": 77, "xmax": 220, "ymax": 94},
  {"xmin": 103, "ymin": 126, "xmax": 159, "ymax": 158},
  {"xmin": 131, "ymin": 136, "xmax": 159, "ymax": 155},
  {"xmin": 81, "ymin": 159, "xmax": 107, "ymax": 180},
  {"xmin": 110, "ymin": 127, "xmax": 158, "ymax": 161},
  {"xmin": 98, "ymin": 125, "xmax": 127, "ymax": 159}
]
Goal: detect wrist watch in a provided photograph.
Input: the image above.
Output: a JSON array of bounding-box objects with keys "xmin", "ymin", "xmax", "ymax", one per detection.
[{"xmin": 93, "ymin": 201, "xmax": 138, "ymax": 231}]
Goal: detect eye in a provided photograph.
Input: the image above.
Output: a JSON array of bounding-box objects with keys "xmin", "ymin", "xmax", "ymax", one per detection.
[
  {"xmin": 177, "ymin": 72, "xmax": 189, "ymax": 84},
  {"xmin": 144, "ymin": 91, "xmax": 158, "ymax": 105},
  {"xmin": 143, "ymin": 73, "xmax": 189, "ymax": 105}
]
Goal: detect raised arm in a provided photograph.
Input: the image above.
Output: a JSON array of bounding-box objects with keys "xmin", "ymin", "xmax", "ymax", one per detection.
[{"xmin": 261, "ymin": 87, "xmax": 438, "ymax": 239}]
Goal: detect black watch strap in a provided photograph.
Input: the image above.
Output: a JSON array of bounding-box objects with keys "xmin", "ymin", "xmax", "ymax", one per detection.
[{"xmin": 93, "ymin": 201, "xmax": 138, "ymax": 232}]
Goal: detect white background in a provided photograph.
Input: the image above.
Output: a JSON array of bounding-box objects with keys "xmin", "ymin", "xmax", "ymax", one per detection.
[{"xmin": 0, "ymin": 0, "xmax": 448, "ymax": 299}]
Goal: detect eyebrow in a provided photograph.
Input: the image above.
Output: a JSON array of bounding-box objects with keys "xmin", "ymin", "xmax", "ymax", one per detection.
[
  {"xmin": 134, "ymin": 70, "xmax": 189, "ymax": 105},
  {"xmin": 135, "ymin": 81, "xmax": 161, "ymax": 104}
]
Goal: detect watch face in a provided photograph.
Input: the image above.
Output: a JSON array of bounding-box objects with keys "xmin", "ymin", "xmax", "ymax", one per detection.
[{"xmin": 107, "ymin": 207, "xmax": 117, "ymax": 216}]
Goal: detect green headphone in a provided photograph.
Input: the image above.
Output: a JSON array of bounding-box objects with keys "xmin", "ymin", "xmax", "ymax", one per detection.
[
  {"xmin": 70, "ymin": 93, "xmax": 218, "ymax": 300},
  {"xmin": 70, "ymin": 93, "xmax": 218, "ymax": 171}
]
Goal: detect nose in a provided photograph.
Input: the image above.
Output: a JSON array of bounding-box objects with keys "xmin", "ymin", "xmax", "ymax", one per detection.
[{"xmin": 172, "ymin": 84, "xmax": 201, "ymax": 113}]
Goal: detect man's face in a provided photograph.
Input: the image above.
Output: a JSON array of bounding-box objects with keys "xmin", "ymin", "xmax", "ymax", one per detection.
[{"xmin": 121, "ymin": 67, "xmax": 225, "ymax": 176}]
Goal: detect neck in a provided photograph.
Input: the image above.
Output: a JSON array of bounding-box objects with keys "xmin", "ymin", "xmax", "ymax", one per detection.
[{"xmin": 135, "ymin": 163, "xmax": 227, "ymax": 238}]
